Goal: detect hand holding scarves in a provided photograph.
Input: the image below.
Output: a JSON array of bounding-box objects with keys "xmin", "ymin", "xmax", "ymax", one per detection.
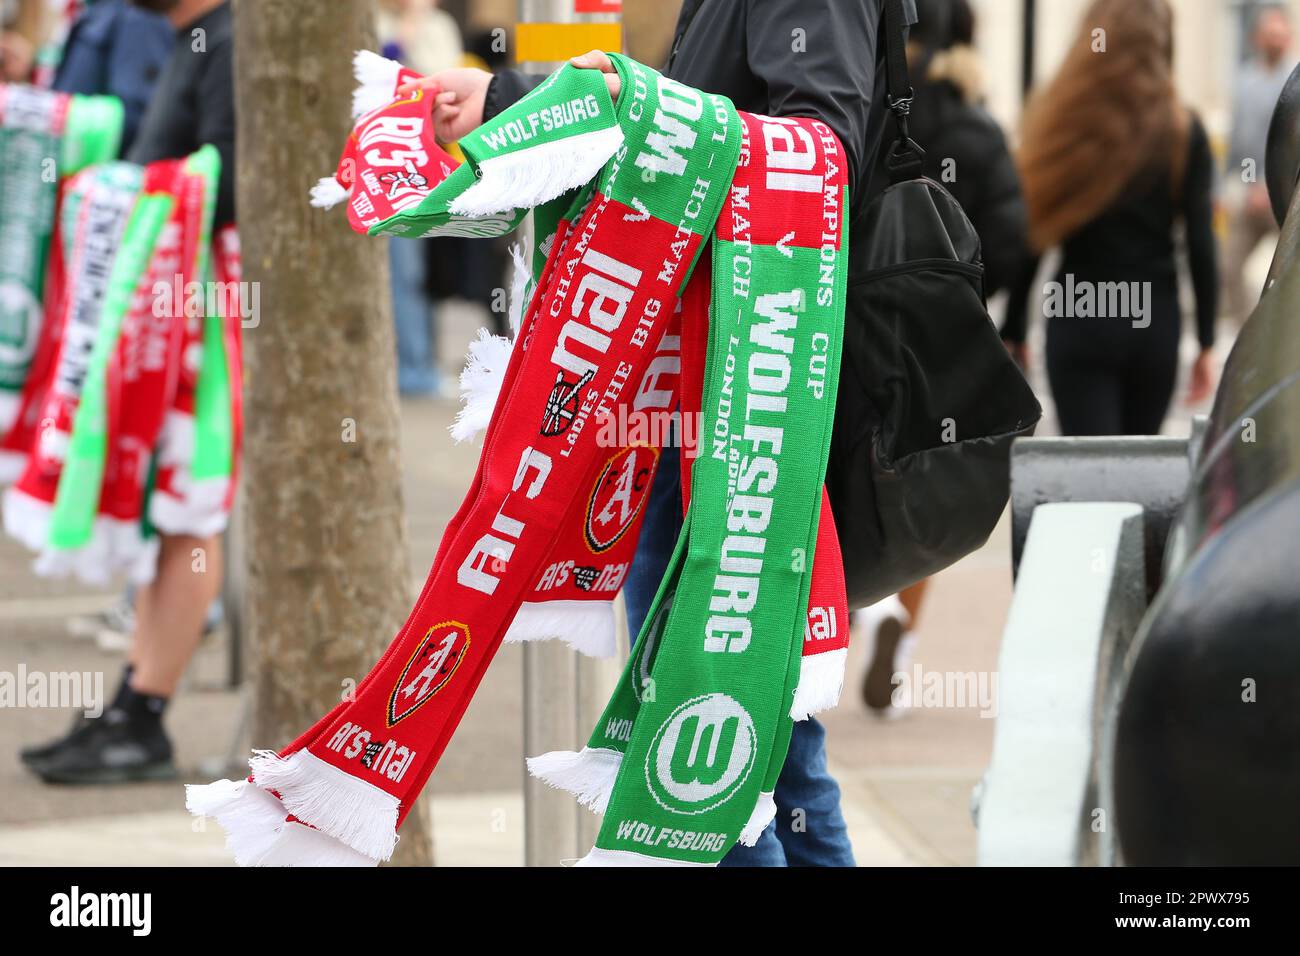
[{"xmin": 189, "ymin": 52, "xmax": 848, "ymax": 867}]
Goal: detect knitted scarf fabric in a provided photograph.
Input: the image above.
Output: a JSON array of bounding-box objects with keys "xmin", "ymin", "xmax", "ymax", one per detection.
[
  {"xmin": 505, "ymin": 302, "xmax": 677, "ymax": 658},
  {"xmin": 676, "ymin": 256, "xmax": 850, "ymax": 722},
  {"xmin": 190, "ymin": 54, "xmax": 737, "ymax": 865},
  {"xmin": 148, "ymin": 219, "xmax": 243, "ymax": 537},
  {"xmin": 189, "ymin": 53, "xmax": 845, "ymax": 867},
  {"xmin": 450, "ymin": 179, "xmax": 848, "ymax": 684},
  {"xmin": 47, "ymin": 149, "xmax": 222, "ymax": 580},
  {"xmin": 3, "ymin": 162, "xmax": 144, "ymax": 563},
  {"xmin": 1, "ymin": 147, "xmax": 230, "ymax": 583},
  {"xmin": 456, "ymin": 257, "xmax": 848, "ymax": 689},
  {"xmin": 443, "ymin": 240, "xmax": 679, "ymax": 659},
  {"xmin": 535, "ymin": 110, "xmax": 847, "ymax": 865},
  {"xmin": 0, "ymin": 84, "xmax": 122, "ymax": 475}
]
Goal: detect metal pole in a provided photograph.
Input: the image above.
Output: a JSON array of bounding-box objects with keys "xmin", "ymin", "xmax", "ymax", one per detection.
[
  {"xmin": 1021, "ymin": 0, "xmax": 1036, "ymax": 99},
  {"xmin": 574, "ymin": 596, "xmax": 627, "ymax": 851},
  {"xmin": 516, "ymin": 0, "xmax": 624, "ymax": 867},
  {"xmin": 523, "ymin": 639, "xmax": 580, "ymax": 865},
  {"xmin": 224, "ymin": 474, "xmax": 246, "ymax": 689}
]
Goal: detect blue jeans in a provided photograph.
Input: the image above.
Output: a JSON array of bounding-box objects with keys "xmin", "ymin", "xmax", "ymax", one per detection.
[
  {"xmin": 624, "ymin": 443, "xmax": 856, "ymax": 867},
  {"xmin": 389, "ymin": 237, "xmax": 439, "ymax": 395}
]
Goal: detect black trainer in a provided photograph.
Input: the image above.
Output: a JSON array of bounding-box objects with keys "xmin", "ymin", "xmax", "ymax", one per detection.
[
  {"xmin": 19, "ymin": 712, "xmax": 98, "ymax": 768},
  {"xmin": 20, "ymin": 664, "xmax": 135, "ymax": 770},
  {"xmin": 32, "ymin": 711, "xmax": 176, "ymax": 785}
]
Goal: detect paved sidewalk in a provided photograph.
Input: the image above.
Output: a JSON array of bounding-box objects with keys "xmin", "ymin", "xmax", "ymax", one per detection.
[{"xmin": 0, "ymin": 792, "xmax": 528, "ymax": 867}]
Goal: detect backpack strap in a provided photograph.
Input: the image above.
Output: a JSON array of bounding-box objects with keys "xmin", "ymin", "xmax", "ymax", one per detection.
[{"xmin": 883, "ymin": 0, "xmax": 926, "ymax": 185}]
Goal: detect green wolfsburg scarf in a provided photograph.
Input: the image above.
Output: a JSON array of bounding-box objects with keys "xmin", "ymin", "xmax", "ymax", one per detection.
[{"xmin": 531, "ymin": 101, "xmax": 848, "ymax": 865}]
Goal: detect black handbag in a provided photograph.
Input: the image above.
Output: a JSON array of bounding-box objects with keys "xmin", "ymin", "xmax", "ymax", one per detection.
[{"xmin": 827, "ymin": 0, "xmax": 1042, "ymax": 609}]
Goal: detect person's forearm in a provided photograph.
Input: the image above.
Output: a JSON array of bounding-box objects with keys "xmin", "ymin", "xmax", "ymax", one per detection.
[
  {"xmin": 1185, "ymin": 125, "xmax": 1219, "ymax": 349},
  {"xmin": 979, "ymin": 198, "xmax": 1029, "ymax": 300},
  {"xmin": 1192, "ymin": 261, "xmax": 1218, "ymax": 349},
  {"xmin": 1000, "ymin": 254, "xmax": 1040, "ymax": 343},
  {"xmin": 1187, "ymin": 203, "xmax": 1218, "ymax": 348}
]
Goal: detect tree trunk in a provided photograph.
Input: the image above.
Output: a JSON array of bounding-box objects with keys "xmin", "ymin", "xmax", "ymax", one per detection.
[{"xmin": 232, "ymin": 0, "xmax": 432, "ymax": 867}]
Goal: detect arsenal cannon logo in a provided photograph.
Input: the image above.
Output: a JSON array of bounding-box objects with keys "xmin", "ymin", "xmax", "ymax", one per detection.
[
  {"xmin": 387, "ymin": 621, "xmax": 471, "ymax": 727},
  {"xmin": 584, "ymin": 445, "xmax": 659, "ymax": 553}
]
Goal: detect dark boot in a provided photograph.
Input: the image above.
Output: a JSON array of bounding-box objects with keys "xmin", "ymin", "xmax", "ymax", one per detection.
[
  {"xmin": 31, "ymin": 680, "xmax": 176, "ymax": 785},
  {"xmin": 19, "ymin": 665, "xmax": 133, "ymax": 768}
]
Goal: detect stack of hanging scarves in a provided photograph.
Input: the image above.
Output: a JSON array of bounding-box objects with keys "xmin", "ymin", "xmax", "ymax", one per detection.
[
  {"xmin": 1, "ymin": 138, "xmax": 243, "ymax": 584},
  {"xmin": 188, "ymin": 51, "xmax": 849, "ymax": 867}
]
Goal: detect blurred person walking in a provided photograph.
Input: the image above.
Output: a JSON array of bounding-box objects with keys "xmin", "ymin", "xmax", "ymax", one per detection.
[
  {"xmin": 1222, "ymin": 5, "xmax": 1295, "ymax": 325},
  {"xmin": 377, "ymin": 0, "xmax": 461, "ymax": 397},
  {"xmin": 859, "ymin": 0, "xmax": 1029, "ymax": 716},
  {"xmin": 20, "ymin": 0, "xmax": 235, "ymax": 785},
  {"xmin": 890, "ymin": 0, "xmax": 1025, "ymax": 299},
  {"xmin": 50, "ymin": 0, "xmax": 173, "ymax": 155},
  {"xmin": 1003, "ymin": 0, "xmax": 1218, "ymax": 437},
  {"xmin": 0, "ymin": 0, "xmax": 49, "ymax": 81}
]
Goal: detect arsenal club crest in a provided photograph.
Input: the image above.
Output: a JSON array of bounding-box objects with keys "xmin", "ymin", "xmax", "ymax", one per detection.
[
  {"xmin": 387, "ymin": 621, "xmax": 471, "ymax": 727},
  {"xmin": 584, "ymin": 446, "xmax": 659, "ymax": 553}
]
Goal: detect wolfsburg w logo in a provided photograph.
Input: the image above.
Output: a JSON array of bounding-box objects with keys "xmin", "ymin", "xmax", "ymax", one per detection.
[{"xmin": 646, "ymin": 693, "xmax": 756, "ymax": 815}]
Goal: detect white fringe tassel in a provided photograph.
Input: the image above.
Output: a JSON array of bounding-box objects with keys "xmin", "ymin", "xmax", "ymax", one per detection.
[
  {"xmin": 790, "ymin": 647, "xmax": 848, "ymax": 721},
  {"xmin": 351, "ymin": 50, "xmax": 403, "ymax": 119},
  {"xmin": 310, "ymin": 177, "xmax": 349, "ymax": 210},
  {"xmin": 526, "ymin": 746, "xmax": 622, "ymax": 814},
  {"xmin": 251, "ymin": 821, "xmax": 380, "ymax": 867},
  {"xmin": 449, "ymin": 328, "xmax": 513, "ymax": 444},
  {"xmin": 2, "ymin": 486, "xmax": 51, "ymax": 553},
  {"xmin": 737, "ymin": 790, "xmax": 777, "ymax": 847},
  {"xmin": 0, "ymin": 448, "xmax": 26, "ymax": 484},
  {"xmin": 185, "ymin": 777, "xmax": 288, "ymax": 867},
  {"xmin": 148, "ymin": 411, "xmax": 230, "ymax": 538},
  {"xmin": 249, "ymin": 749, "xmax": 401, "ymax": 862},
  {"xmin": 506, "ymin": 240, "xmax": 531, "ymax": 337},
  {"xmin": 155, "ymin": 409, "xmax": 194, "ymax": 467},
  {"xmin": 148, "ymin": 476, "xmax": 230, "ymax": 538},
  {"xmin": 449, "ymin": 125, "xmax": 624, "ymax": 217},
  {"xmin": 29, "ymin": 517, "xmax": 160, "ymax": 587},
  {"xmin": 504, "ymin": 600, "xmax": 617, "ymax": 658},
  {"xmin": 0, "ymin": 392, "xmax": 17, "ymax": 437},
  {"xmin": 575, "ymin": 847, "xmax": 713, "ymax": 867},
  {"xmin": 447, "ymin": 238, "xmax": 531, "ymax": 444}
]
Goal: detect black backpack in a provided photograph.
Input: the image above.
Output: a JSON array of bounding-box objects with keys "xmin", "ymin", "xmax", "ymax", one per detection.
[{"xmin": 827, "ymin": 0, "xmax": 1042, "ymax": 609}]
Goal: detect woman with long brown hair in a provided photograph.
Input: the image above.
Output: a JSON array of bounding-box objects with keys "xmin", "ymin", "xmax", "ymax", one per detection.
[{"xmin": 1003, "ymin": 0, "xmax": 1218, "ymax": 435}]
